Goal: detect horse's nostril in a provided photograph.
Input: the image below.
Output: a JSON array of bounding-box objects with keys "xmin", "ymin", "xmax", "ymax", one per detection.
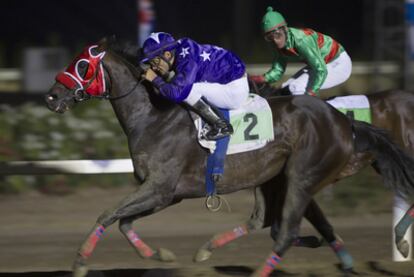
[{"xmin": 47, "ymin": 94, "xmax": 57, "ymax": 101}]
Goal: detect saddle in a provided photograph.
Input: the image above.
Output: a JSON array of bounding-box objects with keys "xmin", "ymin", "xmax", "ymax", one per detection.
[{"xmin": 193, "ymin": 93, "xmax": 274, "ymax": 155}]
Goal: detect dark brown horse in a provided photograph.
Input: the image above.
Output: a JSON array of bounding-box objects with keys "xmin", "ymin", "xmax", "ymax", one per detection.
[
  {"xmin": 194, "ymin": 85, "xmax": 414, "ymax": 272},
  {"xmin": 45, "ymin": 39, "xmax": 414, "ymax": 277}
]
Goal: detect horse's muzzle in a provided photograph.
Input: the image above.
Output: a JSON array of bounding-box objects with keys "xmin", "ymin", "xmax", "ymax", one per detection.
[{"xmin": 44, "ymin": 94, "xmax": 68, "ymax": 113}]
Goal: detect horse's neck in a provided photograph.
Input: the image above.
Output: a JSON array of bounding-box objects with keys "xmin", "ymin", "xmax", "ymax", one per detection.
[
  {"xmin": 105, "ymin": 53, "xmax": 187, "ymax": 138},
  {"xmin": 109, "ymin": 86, "xmax": 156, "ymax": 137}
]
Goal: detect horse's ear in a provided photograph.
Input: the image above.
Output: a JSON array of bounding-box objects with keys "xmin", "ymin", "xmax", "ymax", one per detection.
[
  {"xmin": 97, "ymin": 35, "xmax": 117, "ymax": 50},
  {"xmin": 107, "ymin": 35, "xmax": 117, "ymax": 45}
]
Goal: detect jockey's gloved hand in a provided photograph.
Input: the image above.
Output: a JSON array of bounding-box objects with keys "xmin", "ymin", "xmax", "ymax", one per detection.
[
  {"xmin": 141, "ymin": 68, "xmax": 158, "ymax": 82},
  {"xmin": 306, "ymin": 90, "xmax": 317, "ymax": 97},
  {"xmin": 249, "ymin": 75, "xmax": 266, "ymax": 84}
]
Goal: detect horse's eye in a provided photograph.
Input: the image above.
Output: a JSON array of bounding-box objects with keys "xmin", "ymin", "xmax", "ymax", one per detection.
[{"xmin": 76, "ymin": 60, "xmax": 89, "ymax": 79}]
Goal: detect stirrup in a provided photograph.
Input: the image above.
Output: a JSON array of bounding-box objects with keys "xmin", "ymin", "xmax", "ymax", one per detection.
[{"xmin": 205, "ymin": 125, "xmax": 233, "ymax": 140}]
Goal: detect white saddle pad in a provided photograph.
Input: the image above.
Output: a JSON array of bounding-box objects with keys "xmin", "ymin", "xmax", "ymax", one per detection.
[
  {"xmin": 326, "ymin": 95, "xmax": 371, "ymax": 123},
  {"xmin": 194, "ymin": 94, "xmax": 274, "ymax": 155},
  {"xmin": 327, "ymin": 95, "xmax": 370, "ymax": 109}
]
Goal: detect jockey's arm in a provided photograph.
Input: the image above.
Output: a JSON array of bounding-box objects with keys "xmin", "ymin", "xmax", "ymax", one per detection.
[
  {"xmin": 264, "ymin": 53, "xmax": 287, "ymax": 84},
  {"xmin": 151, "ymin": 59, "xmax": 198, "ymax": 103},
  {"xmin": 296, "ymin": 40, "xmax": 327, "ymax": 96}
]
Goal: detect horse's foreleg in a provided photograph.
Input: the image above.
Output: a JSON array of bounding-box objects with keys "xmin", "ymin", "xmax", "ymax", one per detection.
[
  {"xmin": 72, "ymin": 186, "xmax": 167, "ymax": 277},
  {"xmin": 119, "ymin": 216, "xmax": 155, "ymax": 258},
  {"xmin": 119, "ymin": 216, "xmax": 176, "ymax": 262},
  {"xmin": 395, "ymin": 203, "xmax": 414, "ymax": 258},
  {"xmin": 252, "ymin": 181, "xmax": 312, "ymax": 277}
]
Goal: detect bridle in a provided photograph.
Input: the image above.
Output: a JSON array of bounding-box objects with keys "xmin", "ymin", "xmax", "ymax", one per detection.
[{"xmin": 55, "ymin": 45, "xmax": 143, "ymax": 102}]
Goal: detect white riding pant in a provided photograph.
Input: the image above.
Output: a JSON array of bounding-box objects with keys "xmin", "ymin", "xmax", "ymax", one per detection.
[
  {"xmin": 282, "ymin": 51, "xmax": 352, "ymax": 95},
  {"xmin": 184, "ymin": 75, "xmax": 249, "ymax": 109}
]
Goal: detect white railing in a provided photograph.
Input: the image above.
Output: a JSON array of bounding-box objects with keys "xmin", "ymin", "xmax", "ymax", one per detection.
[{"xmin": 0, "ymin": 159, "xmax": 134, "ymax": 175}]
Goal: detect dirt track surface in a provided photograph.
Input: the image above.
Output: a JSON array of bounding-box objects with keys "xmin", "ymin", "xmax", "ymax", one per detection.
[{"xmin": 0, "ymin": 186, "xmax": 414, "ymax": 277}]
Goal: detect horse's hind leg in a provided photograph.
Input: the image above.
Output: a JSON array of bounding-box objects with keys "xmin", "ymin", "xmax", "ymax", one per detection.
[
  {"xmin": 395, "ymin": 203, "xmax": 414, "ymax": 258},
  {"xmin": 193, "ymin": 186, "xmax": 264, "ymax": 262},
  {"xmin": 193, "ymin": 179, "xmax": 320, "ymax": 263},
  {"xmin": 267, "ymin": 196, "xmax": 353, "ymax": 270},
  {"xmin": 252, "ymin": 178, "xmax": 313, "ymax": 277},
  {"xmin": 393, "ymin": 119, "xmax": 414, "ymax": 258},
  {"xmin": 304, "ymin": 199, "xmax": 353, "ymax": 271}
]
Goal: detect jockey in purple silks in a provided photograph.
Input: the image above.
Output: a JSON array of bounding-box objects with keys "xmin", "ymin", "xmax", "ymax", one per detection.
[{"xmin": 140, "ymin": 32, "xmax": 249, "ymax": 140}]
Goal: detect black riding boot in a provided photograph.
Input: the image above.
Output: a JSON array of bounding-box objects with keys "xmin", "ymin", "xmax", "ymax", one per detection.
[{"xmin": 191, "ymin": 99, "xmax": 233, "ymax": 140}]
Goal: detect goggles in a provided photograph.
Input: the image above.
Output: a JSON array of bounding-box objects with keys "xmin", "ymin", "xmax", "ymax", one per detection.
[{"xmin": 264, "ymin": 29, "xmax": 285, "ymax": 42}]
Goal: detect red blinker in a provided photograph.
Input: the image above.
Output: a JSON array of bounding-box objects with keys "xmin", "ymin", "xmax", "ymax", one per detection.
[{"xmin": 55, "ymin": 45, "xmax": 106, "ymax": 96}]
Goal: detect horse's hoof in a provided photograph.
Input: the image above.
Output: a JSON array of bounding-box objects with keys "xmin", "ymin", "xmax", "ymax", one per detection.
[
  {"xmin": 72, "ymin": 265, "xmax": 88, "ymax": 277},
  {"xmin": 397, "ymin": 239, "xmax": 410, "ymax": 258},
  {"xmin": 154, "ymin": 247, "xmax": 176, "ymax": 262},
  {"xmin": 193, "ymin": 248, "xmax": 212, "ymax": 262}
]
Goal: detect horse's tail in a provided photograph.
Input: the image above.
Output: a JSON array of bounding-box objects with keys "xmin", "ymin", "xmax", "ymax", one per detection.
[{"xmin": 352, "ymin": 120, "xmax": 414, "ymax": 198}]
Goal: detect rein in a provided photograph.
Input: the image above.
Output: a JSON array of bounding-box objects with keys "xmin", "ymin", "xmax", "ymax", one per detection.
[
  {"xmin": 102, "ymin": 49, "xmax": 146, "ymax": 101},
  {"xmin": 77, "ymin": 59, "xmax": 143, "ymax": 102},
  {"xmin": 250, "ymin": 80, "xmax": 266, "ymax": 95}
]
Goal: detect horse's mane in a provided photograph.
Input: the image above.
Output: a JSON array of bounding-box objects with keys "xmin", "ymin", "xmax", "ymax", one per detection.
[
  {"xmin": 104, "ymin": 36, "xmax": 179, "ymax": 111},
  {"xmin": 105, "ymin": 36, "xmax": 143, "ymax": 68}
]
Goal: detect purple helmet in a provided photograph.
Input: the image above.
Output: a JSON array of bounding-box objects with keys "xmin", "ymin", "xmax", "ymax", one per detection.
[{"xmin": 141, "ymin": 32, "xmax": 178, "ymax": 63}]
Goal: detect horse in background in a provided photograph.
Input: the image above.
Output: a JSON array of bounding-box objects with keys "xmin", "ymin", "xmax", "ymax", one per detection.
[
  {"xmin": 176, "ymin": 82, "xmax": 414, "ymax": 272},
  {"xmin": 45, "ymin": 38, "xmax": 414, "ymax": 277},
  {"xmin": 283, "ymin": 86, "xmax": 414, "ymax": 254}
]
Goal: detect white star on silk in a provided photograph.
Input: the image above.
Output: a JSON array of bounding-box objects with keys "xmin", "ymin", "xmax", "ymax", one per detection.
[
  {"xmin": 149, "ymin": 32, "xmax": 162, "ymax": 44},
  {"xmin": 200, "ymin": 51, "xmax": 211, "ymax": 61},
  {"xmin": 179, "ymin": 47, "xmax": 190, "ymax": 58}
]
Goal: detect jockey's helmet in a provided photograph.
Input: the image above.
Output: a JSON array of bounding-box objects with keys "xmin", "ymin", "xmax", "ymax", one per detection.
[
  {"xmin": 141, "ymin": 32, "xmax": 178, "ymax": 63},
  {"xmin": 262, "ymin": 6, "xmax": 287, "ymax": 33}
]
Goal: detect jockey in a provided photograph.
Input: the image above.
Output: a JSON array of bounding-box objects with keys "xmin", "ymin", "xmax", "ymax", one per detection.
[
  {"xmin": 140, "ymin": 32, "xmax": 249, "ymax": 140},
  {"xmin": 250, "ymin": 7, "xmax": 352, "ymax": 97}
]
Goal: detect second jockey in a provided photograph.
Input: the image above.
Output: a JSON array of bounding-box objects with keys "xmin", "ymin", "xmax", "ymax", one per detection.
[
  {"xmin": 140, "ymin": 32, "xmax": 249, "ymax": 140},
  {"xmin": 250, "ymin": 7, "xmax": 352, "ymax": 97}
]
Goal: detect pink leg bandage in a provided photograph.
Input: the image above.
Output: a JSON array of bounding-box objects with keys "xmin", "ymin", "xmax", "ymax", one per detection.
[
  {"xmin": 211, "ymin": 225, "xmax": 248, "ymax": 248},
  {"xmin": 408, "ymin": 206, "xmax": 414, "ymax": 218},
  {"xmin": 126, "ymin": 230, "xmax": 154, "ymax": 258},
  {"xmin": 257, "ymin": 251, "xmax": 282, "ymax": 277},
  {"xmin": 79, "ymin": 224, "xmax": 105, "ymax": 258},
  {"xmin": 330, "ymin": 239, "xmax": 344, "ymax": 253}
]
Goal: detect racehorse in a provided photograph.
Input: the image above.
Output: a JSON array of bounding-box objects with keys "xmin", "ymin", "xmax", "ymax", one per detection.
[
  {"xmin": 45, "ymin": 38, "xmax": 414, "ymax": 277},
  {"xmin": 193, "ymin": 84, "xmax": 414, "ymax": 271}
]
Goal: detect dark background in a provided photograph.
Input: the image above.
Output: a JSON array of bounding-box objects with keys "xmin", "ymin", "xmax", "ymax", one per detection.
[{"xmin": 0, "ymin": 0, "xmax": 375, "ymax": 67}]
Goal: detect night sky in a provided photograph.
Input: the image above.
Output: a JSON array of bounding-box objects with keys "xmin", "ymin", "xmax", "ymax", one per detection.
[{"xmin": 1, "ymin": 0, "xmax": 368, "ymax": 66}]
